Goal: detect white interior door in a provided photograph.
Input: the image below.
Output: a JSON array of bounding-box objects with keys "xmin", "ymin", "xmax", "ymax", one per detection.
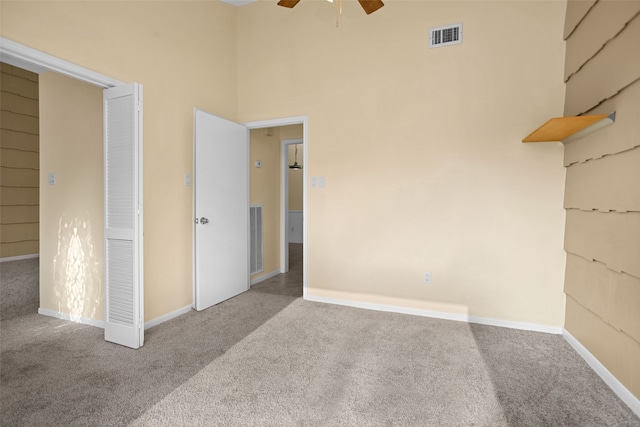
[
  {"xmin": 194, "ymin": 109, "xmax": 249, "ymax": 311},
  {"xmin": 104, "ymin": 83, "xmax": 144, "ymax": 349}
]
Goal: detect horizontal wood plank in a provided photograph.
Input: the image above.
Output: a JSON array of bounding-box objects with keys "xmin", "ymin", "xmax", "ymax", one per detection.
[
  {"xmin": 565, "ymin": 209, "xmax": 640, "ymax": 278},
  {"xmin": 565, "ymin": 146, "xmax": 640, "ymax": 212},
  {"xmin": 0, "ymin": 147, "xmax": 39, "ymax": 169},
  {"xmin": 0, "ymin": 222, "xmax": 39, "ymax": 243},
  {"xmin": 0, "ymin": 205, "xmax": 39, "ymax": 224},
  {"xmin": 564, "ymin": 0, "xmax": 597, "ymax": 39},
  {"xmin": 565, "ymin": 253, "xmax": 640, "ymax": 342},
  {"xmin": 0, "ymin": 73, "xmax": 39, "ymax": 99},
  {"xmin": 0, "ymin": 110, "xmax": 39, "ymax": 134},
  {"xmin": 0, "ymin": 187, "xmax": 39, "ymax": 205},
  {"xmin": 563, "ymin": 80, "xmax": 640, "ymax": 165},
  {"xmin": 0, "ymin": 129, "xmax": 39, "ymax": 152},
  {"xmin": 565, "ymin": 15, "xmax": 640, "ymax": 116},
  {"xmin": 0, "ymin": 240, "xmax": 38, "ymax": 258},
  {"xmin": 1, "ymin": 167, "xmax": 39, "ymax": 187},
  {"xmin": 0, "ymin": 90, "xmax": 39, "ymax": 117},
  {"xmin": 565, "ymin": 296, "xmax": 640, "ymax": 398},
  {"xmin": 565, "ymin": 0, "xmax": 640, "ymax": 80}
]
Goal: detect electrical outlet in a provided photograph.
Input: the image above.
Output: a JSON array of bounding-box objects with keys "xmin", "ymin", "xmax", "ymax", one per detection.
[{"xmin": 423, "ymin": 272, "xmax": 432, "ymax": 284}]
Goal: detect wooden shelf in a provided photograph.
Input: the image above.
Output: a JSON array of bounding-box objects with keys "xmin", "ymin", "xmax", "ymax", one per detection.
[{"xmin": 522, "ymin": 112, "xmax": 616, "ymax": 143}]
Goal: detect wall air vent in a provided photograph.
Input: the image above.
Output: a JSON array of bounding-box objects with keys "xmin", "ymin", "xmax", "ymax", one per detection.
[
  {"xmin": 430, "ymin": 23, "xmax": 463, "ymax": 48},
  {"xmin": 250, "ymin": 205, "xmax": 263, "ymax": 275}
]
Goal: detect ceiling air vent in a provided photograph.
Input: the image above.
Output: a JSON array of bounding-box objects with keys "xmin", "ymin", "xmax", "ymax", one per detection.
[{"xmin": 430, "ymin": 23, "xmax": 463, "ymax": 48}]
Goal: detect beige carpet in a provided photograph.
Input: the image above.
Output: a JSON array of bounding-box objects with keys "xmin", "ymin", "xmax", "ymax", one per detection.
[
  {"xmin": 129, "ymin": 299, "xmax": 639, "ymax": 426},
  {"xmin": 2, "ymin": 245, "xmax": 639, "ymax": 426}
]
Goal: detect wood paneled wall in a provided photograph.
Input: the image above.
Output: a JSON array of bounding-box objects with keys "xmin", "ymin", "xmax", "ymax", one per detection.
[
  {"xmin": 0, "ymin": 63, "xmax": 39, "ymax": 258},
  {"xmin": 562, "ymin": 1, "xmax": 640, "ymax": 399}
]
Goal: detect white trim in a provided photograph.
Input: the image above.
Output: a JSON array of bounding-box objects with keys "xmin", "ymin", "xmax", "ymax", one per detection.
[
  {"xmin": 144, "ymin": 305, "xmax": 192, "ymax": 330},
  {"xmin": 243, "ymin": 116, "xmax": 308, "ymax": 299},
  {"xmin": 250, "ymin": 269, "xmax": 281, "ymax": 286},
  {"xmin": 305, "ymin": 295, "xmax": 564, "ymax": 335},
  {"xmin": 0, "ymin": 254, "xmax": 39, "ymax": 263},
  {"xmin": 37, "ymin": 305, "xmax": 194, "ymax": 332},
  {"xmin": 0, "ymin": 37, "xmax": 124, "ymax": 88},
  {"xmin": 563, "ymin": 329, "xmax": 640, "ymax": 417},
  {"xmin": 38, "ymin": 308, "xmax": 105, "ymax": 329},
  {"xmin": 243, "ymin": 116, "xmax": 307, "ymax": 130}
]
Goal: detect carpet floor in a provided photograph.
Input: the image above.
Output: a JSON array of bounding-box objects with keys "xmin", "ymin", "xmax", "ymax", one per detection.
[{"xmin": 1, "ymin": 244, "xmax": 638, "ymax": 426}]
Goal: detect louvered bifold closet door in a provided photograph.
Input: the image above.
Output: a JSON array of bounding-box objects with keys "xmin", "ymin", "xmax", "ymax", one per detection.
[{"xmin": 104, "ymin": 83, "xmax": 144, "ymax": 349}]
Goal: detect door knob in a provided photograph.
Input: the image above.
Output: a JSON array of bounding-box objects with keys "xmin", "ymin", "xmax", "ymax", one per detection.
[{"xmin": 200, "ymin": 217, "xmax": 209, "ymax": 225}]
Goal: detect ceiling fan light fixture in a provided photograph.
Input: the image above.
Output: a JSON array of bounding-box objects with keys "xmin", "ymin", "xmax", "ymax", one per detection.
[{"xmin": 277, "ymin": 0, "xmax": 384, "ymax": 15}]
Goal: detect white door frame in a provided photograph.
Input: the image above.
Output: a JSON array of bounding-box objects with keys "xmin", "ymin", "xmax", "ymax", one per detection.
[
  {"xmin": 0, "ymin": 38, "xmax": 144, "ymax": 329},
  {"xmin": 243, "ymin": 117, "xmax": 308, "ymax": 298},
  {"xmin": 281, "ymin": 138, "xmax": 303, "ymax": 273},
  {"xmin": 0, "ymin": 38, "xmax": 124, "ymax": 88}
]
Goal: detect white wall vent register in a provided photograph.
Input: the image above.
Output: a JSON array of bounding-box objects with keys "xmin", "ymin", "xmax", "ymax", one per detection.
[
  {"xmin": 430, "ymin": 23, "xmax": 463, "ymax": 48},
  {"xmin": 250, "ymin": 205, "xmax": 263, "ymax": 275}
]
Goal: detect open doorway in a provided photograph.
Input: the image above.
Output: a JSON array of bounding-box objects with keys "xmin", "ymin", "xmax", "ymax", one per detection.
[
  {"xmin": 0, "ymin": 62, "xmax": 41, "ymax": 320},
  {"xmin": 247, "ymin": 124, "xmax": 306, "ymax": 298},
  {"xmin": 0, "ymin": 63, "xmax": 104, "ymax": 323},
  {"xmin": 1, "ymin": 39, "xmax": 144, "ymax": 349},
  {"xmin": 282, "ymin": 138, "xmax": 303, "ymax": 272}
]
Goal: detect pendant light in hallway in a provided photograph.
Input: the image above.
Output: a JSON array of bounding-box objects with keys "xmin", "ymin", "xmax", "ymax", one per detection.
[{"xmin": 289, "ymin": 144, "xmax": 302, "ymax": 170}]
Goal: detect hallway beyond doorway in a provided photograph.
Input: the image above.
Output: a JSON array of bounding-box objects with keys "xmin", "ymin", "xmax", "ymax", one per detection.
[{"xmin": 250, "ymin": 243, "xmax": 302, "ymax": 297}]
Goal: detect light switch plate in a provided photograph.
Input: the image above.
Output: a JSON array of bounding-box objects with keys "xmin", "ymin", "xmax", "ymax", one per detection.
[{"xmin": 48, "ymin": 172, "xmax": 56, "ymax": 186}]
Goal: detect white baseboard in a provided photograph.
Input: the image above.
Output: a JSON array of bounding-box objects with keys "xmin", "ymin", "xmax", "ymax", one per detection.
[
  {"xmin": 304, "ymin": 295, "xmax": 563, "ymax": 335},
  {"xmin": 563, "ymin": 329, "xmax": 640, "ymax": 417},
  {"xmin": 250, "ymin": 269, "xmax": 281, "ymax": 286},
  {"xmin": 1, "ymin": 253, "xmax": 39, "ymax": 263},
  {"xmin": 38, "ymin": 308, "xmax": 105, "ymax": 328},
  {"xmin": 144, "ymin": 305, "xmax": 192, "ymax": 330},
  {"xmin": 38, "ymin": 305, "xmax": 193, "ymax": 332}
]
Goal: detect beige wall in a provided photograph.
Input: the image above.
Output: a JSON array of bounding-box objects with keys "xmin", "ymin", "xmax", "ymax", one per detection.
[
  {"xmin": 238, "ymin": 1, "xmax": 568, "ymax": 326},
  {"xmin": 1, "ymin": 1, "xmax": 238, "ymax": 321},
  {"xmin": 250, "ymin": 127, "xmax": 281, "ymax": 280},
  {"xmin": 562, "ymin": 1, "xmax": 640, "ymax": 399},
  {"xmin": 0, "ymin": 63, "xmax": 39, "ymax": 258},
  {"xmin": 39, "ymin": 72, "xmax": 104, "ymax": 321},
  {"xmin": 2, "ymin": 1, "xmax": 571, "ymax": 328}
]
